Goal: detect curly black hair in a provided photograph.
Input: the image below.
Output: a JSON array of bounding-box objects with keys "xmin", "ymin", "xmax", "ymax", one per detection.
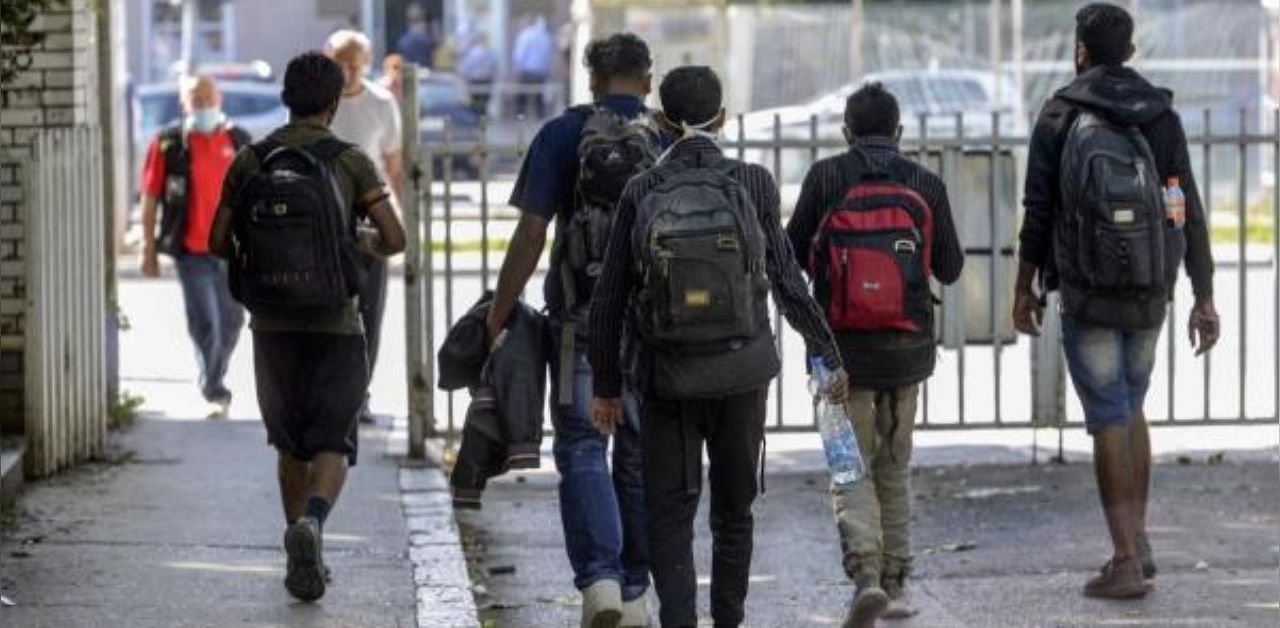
[
  {"xmin": 583, "ymin": 32, "xmax": 651, "ymax": 81},
  {"xmin": 844, "ymin": 82, "xmax": 899, "ymax": 138},
  {"xmin": 1076, "ymin": 3, "xmax": 1134, "ymax": 66},
  {"xmin": 281, "ymin": 51, "xmax": 345, "ymax": 118}
]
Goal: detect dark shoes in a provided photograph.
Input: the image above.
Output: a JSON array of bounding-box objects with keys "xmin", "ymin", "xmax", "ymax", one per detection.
[
  {"xmin": 1083, "ymin": 556, "xmax": 1148, "ymax": 599},
  {"xmin": 284, "ymin": 516, "xmax": 326, "ymax": 602},
  {"xmin": 843, "ymin": 570, "xmax": 889, "ymax": 628},
  {"xmin": 1136, "ymin": 533, "xmax": 1157, "ymax": 580}
]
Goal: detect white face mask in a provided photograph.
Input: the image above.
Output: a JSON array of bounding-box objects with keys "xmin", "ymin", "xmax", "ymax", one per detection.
[{"xmin": 656, "ymin": 113, "xmax": 720, "ymax": 164}]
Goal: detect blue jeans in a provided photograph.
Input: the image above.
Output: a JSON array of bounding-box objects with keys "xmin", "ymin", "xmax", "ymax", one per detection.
[
  {"xmin": 174, "ymin": 254, "xmax": 244, "ymax": 400},
  {"xmin": 550, "ymin": 349, "xmax": 649, "ymax": 601},
  {"xmin": 1061, "ymin": 315, "xmax": 1161, "ymax": 434}
]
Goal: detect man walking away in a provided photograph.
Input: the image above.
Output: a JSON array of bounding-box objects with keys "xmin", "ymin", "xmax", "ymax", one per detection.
[
  {"xmin": 485, "ymin": 32, "xmax": 658, "ymax": 628},
  {"xmin": 396, "ymin": 2, "xmax": 436, "ymax": 69},
  {"xmin": 327, "ymin": 29, "xmax": 404, "ymax": 425},
  {"xmin": 1014, "ymin": 2, "xmax": 1219, "ymax": 600},
  {"xmin": 786, "ymin": 82, "xmax": 964, "ymax": 627},
  {"xmin": 209, "ymin": 51, "xmax": 406, "ymax": 602},
  {"xmin": 512, "ymin": 14, "xmax": 554, "ymax": 119},
  {"xmin": 589, "ymin": 66, "xmax": 850, "ymax": 628},
  {"xmin": 139, "ymin": 73, "xmax": 249, "ymax": 416}
]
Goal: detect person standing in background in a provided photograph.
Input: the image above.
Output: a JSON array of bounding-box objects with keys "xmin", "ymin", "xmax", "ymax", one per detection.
[
  {"xmin": 326, "ymin": 29, "xmax": 404, "ymax": 425},
  {"xmin": 458, "ymin": 32, "xmax": 498, "ymax": 117},
  {"xmin": 139, "ymin": 74, "xmax": 249, "ymax": 417},
  {"xmin": 379, "ymin": 51, "xmax": 404, "ymax": 102},
  {"xmin": 397, "ymin": 2, "xmax": 437, "ymax": 69},
  {"xmin": 512, "ymin": 14, "xmax": 554, "ymax": 119}
]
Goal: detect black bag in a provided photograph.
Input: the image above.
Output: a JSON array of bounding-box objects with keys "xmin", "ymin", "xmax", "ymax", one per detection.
[
  {"xmin": 156, "ymin": 124, "xmax": 251, "ymax": 256},
  {"xmin": 632, "ymin": 158, "xmax": 778, "ymax": 399},
  {"xmin": 1055, "ymin": 110, "xmax": 1169, "ymax": 306},
  {"xmin": 559, "ymin": 105, "xmax": 659, "ymax": 311},
  {"xmin": 228, "ymin": 138, "xmax": 361, "ymax": 315}
]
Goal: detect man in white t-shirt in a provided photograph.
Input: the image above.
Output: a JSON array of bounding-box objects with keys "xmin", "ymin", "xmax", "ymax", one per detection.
[{"xmin": 327, "ymin": 29, "xmax": 404, "ymax": 424}]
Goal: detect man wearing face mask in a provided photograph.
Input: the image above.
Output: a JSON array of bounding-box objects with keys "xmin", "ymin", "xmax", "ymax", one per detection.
[
  {"xmin": 139, "ymin": 73, "xmax": 251, "ymax": 416},
  {"xmin": 325, "ymin": 29, "xmax": 404, "ymax": 425}
]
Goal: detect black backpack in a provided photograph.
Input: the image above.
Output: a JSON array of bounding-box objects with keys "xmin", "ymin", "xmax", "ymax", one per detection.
[
  {"xmin": 631, "ymin": 158, "xmax": 778, "ymax": 399},
  {"xmin": 558, "ymin": 105, "xmax": 659, "ymax": 314},
  {"xmin": 1055, "ymin": 110, "xmax": 1168, "ymax": 305},
  {"xmin": 228, "ymin": 138, "xmax": 361, "ymax": 315},
  {"xmin": 156, "ymin": 123, "xmax": 251, "ymax": 256}
]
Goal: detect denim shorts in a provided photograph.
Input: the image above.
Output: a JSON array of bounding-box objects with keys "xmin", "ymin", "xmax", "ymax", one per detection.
[{"xmin": 1061, "ymin": 315, "xmax": 1161, "ymax": 434}]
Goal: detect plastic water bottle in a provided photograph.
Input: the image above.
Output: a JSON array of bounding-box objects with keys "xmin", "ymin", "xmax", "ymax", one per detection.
[
  {"xmin": 809, "ymin": 357, "xmax": 865, "ymax": 486},
  {"xmin": 1164, "ymin": 177, "xmax": 1186, "ymax": 230}
]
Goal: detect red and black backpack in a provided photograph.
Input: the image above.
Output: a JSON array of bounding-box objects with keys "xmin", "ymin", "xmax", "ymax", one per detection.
[{"xmin": 809, "ymin": 148, "xmax": 934, "ymax": 334}]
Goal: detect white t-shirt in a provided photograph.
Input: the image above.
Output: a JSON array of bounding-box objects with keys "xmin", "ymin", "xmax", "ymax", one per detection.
[{"xmin": 330, "ymin": 79, "xmax": 402, "ymax": 183}]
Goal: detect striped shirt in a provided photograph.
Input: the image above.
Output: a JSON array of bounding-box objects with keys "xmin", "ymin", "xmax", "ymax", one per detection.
[{"xmin": 588, "ymin": 135, "xmax": 843, "ymax": 399}]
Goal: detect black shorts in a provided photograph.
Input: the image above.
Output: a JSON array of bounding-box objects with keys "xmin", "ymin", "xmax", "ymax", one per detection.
[{"xmin": 253, "ymin": 331, "xmax": 368, "ymax": 465}]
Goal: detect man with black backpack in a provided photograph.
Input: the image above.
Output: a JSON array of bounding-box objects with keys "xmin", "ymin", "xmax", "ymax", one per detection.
[
  {"xmin": 1014, "ymin": 3, "xmax": 1219, "ymax": 600},
  {"xmin": 139, "ymin": 74, "xmax": 250, "ymax": 416},
  {"xmin": 484, "ymin": 33, "xmax": 658, "ymax": 627},
  {"xmin": 209, "ymin": 51, "xmax": 406, "ymax": 603},
  {"xmin": 589, "ymin": 65, "xmax": 849, "ymax": 628},
  {"xmin": 786, "ymin": 82, "xmax": 964, "ymax": 628}
]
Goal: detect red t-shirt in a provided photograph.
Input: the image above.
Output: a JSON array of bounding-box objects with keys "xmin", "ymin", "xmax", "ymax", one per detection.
[{"xmin": 140, "ymin": 127, "xmax": 238, "ymax": 254}]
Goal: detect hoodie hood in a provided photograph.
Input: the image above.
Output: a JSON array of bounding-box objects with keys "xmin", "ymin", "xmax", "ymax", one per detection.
[{"xmin": 1055, "ymin": 65, "xmax": 1173, "ymax": 126}]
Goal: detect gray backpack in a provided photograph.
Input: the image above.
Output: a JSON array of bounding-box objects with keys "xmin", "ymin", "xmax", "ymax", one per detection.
[{"xmin": 631, "ymin": 159, "xmax": 778, "ymax": 399}]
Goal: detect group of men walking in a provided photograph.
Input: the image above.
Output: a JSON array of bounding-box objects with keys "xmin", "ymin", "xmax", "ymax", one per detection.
[{"xmin": 137, "ymin": 1, "xmax": 1219, "ymax": 625}]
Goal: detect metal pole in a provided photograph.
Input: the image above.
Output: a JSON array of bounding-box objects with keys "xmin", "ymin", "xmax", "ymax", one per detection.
[
  {"xmin": 401, "ymin": 63, "xmax": 427, "ymax": 459},
  {"xmin": 1236, "ymin": 108, "xmax": 1247, "ymax": 422},
  {"xmin": 850, "ymin": 0, "xmax": 865, "ymax": 80},
  {"xmin": 989, "ymin": 0, "xmax": 1002, "ymax": 105},
  {"xmin": 1011, "ymin": 0, "xmax": 1025, "ymax": 124},
  {"xmin": 1201, "ymin": 108, "xmax": 1212, "ymax": 421},
  {"xmin": 180, "ymin": 0, "xmax": 197, "ymax": 74}
]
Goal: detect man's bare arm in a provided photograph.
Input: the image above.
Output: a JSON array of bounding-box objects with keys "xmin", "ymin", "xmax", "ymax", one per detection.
[
  {"xmin": 383, "ymin": 151, "xmax": 404, "ymax": 207},
  {"xmin": 485, "ymin": 212, "xmax": 548, "ymax": 341},
  {"xmin": 362, "ymin": 190, "xmax": 407, "ymax": 256},
  {"xmin": 140, "ymin": 194, "xmax": 160, "ymax": 276}
]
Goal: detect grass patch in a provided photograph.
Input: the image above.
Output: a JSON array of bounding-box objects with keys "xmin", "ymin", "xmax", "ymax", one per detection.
[
  {"xmin": 1209, "ymin": 221, "xmax": 1275, "ymax": 244},
  {"xmin": 109, "ymin": 391, "xmax": 145, "ymax": 429}
]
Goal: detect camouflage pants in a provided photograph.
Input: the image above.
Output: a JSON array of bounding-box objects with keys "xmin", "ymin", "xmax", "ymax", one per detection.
[{"xmin": 830, "ymin": 384, "xmax": 919, "ymax": 580}]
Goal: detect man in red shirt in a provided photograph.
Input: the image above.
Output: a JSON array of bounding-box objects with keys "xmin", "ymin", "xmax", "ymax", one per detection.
[{"xmin": 140, "ymin": 74, "xmax": 251, "ymax": 415}]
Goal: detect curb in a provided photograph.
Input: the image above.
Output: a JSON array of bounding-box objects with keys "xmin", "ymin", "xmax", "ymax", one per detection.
[
  {"xmin": 0, "ymin": 438, "xmax": 24, "ymax": 509},
  {"xmin": 389, "ymin": 422, "xmax": 479, "ymax": 628}
]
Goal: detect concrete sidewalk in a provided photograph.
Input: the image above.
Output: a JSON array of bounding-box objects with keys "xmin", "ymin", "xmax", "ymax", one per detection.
[
  {"xmin": 460, "ymin": 442, "xmax": 1280, "ymax": 627},
  {"xmin": 0, "ymin": 418, "xmax": 425, "ymax": 627}
]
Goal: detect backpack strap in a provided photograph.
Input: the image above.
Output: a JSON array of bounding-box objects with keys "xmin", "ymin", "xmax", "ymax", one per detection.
[
  {"xmin": 306, "ymin": 137, "xmax": 354, "ymax": 163},
  {"xmin": 159, "ymin": 124, "xmax": 188, "ymax": 175},
  {"xmin": 227, "ymin": 125, "xmax": 252, "ymax": 151}
]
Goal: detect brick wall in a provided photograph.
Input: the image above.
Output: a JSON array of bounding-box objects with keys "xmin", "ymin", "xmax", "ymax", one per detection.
[{"xmin": 0, "ymin": 1, "xmax": 99, "ymax": 433}]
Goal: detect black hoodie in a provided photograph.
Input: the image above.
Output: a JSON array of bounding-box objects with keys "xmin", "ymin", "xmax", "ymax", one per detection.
[{"xmin": 1019, "ymin": 65, "xmax": 1215, "ymax": 312}]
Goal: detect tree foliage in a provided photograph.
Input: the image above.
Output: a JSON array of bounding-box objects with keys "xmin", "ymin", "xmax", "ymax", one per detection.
[{"xmin": 1, "ymin": 0, "xmax": 68, "ymax": 85}]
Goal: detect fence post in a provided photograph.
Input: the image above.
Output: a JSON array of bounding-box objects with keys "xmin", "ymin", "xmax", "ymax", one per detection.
[
  {"xmin": 400, "ymin": 63, "xmax": 428, "ymax": 459},
  {"xmin": 1031, "ymin": 292, "xmax": 1066, "ymax": 432}
]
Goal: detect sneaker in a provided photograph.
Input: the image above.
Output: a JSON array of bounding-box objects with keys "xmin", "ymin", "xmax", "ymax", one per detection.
[
  {"xmin": 1136, "ymin": 533, "xmax": 1157, "ymax": 580},
  {"xmin": 619, "ymin": 595, "xmax": 649, "ymax": 627},
  {"xmin": 881, "ymin": 575, "xmax": 918, "ymax": 620},
  {"xmin": 843, "ymin": 571, "xmax": 889, "ymax": 628},
  {"xmin": 1083, "ymin": 556, "xmax": 1147, "ymax": 599},
  {"xmin": 204, "ymin": 386, "xmax": 232, "ymax": 418},
  {"xmin": 580, "ymin": 579, "xmax": 623, "ymax": 628},
  {"xmin": 283, "ymin": 516, "xmax": 326, "ymax": 601}
]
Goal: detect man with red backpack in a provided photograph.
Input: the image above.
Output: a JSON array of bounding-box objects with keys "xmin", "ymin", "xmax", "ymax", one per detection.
[{"xmin": 786, "ymin": 82, "xmax": 964, "ymax": 628}]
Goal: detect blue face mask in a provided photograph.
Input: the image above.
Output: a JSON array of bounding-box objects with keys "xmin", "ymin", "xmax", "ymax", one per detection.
[{"xmin": 190, "ymin": 107, "xmax": 223, "ymax": 133}]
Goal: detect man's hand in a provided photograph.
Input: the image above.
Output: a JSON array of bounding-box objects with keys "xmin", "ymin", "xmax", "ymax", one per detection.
[
  {"xmin": 1189, "ymin": 298, "xmax": 1220, "ymax": 356},
  {"xmin": 140, "ymin": 247, "xmax": 160, "ymax": 278},
  {"xmin": 826, "ymin": 367, "xmax": 850, "ymax": 404},
  {"xmin": 591, "ymin": 397, "xmax": 623, "ymax": 436},
  {"xmin": 1013, "ymin": 287, "xmax": 1044, "ymax": 337}
]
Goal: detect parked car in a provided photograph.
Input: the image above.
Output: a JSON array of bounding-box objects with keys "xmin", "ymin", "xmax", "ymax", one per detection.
[
  {"xmin": 726, "ymin": 69, "xmax": 1027, "ymax": 183},
  {"xmin": 416, "ymin": 72, "xmax": 482, "ymax": 178}
]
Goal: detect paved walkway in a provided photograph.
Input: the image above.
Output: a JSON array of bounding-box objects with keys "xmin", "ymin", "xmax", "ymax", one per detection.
[
  {"xmin": 0, "ymin": 417, "xmax": 465, "ymax": 627},
  {"xmin": 460, "ymin": 439, "xmax": 1280, "ymax": 627}
]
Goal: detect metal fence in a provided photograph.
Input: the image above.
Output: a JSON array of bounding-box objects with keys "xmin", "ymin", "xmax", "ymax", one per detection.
[
  {"xmin": 401, "ymin": 106, "xmax": 1280, "ymax": 445},
  {"xmin": 22, "ymin": 127, "xmax": 109, "ymax": 476}
]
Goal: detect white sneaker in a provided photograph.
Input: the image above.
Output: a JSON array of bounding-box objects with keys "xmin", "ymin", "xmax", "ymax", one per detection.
[
  {"xmin": 580, "ymin": 579, "xmax": 623, "ymax": 628},
  {"xmin": 620, "ymin": 595, "xmax": 650, "ymax": 627}
]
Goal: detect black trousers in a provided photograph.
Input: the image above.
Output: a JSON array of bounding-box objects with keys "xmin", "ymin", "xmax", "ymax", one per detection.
[
  {"xmin": 358, "ymin": 254, "xmax": 388, "ymax": 392},
  {"xmin": 642, "ymin": 387, "xmax": 767, "ymax": 628}
]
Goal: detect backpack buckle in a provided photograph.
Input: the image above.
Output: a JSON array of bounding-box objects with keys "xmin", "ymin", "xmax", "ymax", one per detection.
[
  {"xmin": 893, "ymin": 239, "xmax": 917, "ymax": 254},
  {"xmin": 716, "ymin": 234, "xmax": 739, "ymax": 251}
]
